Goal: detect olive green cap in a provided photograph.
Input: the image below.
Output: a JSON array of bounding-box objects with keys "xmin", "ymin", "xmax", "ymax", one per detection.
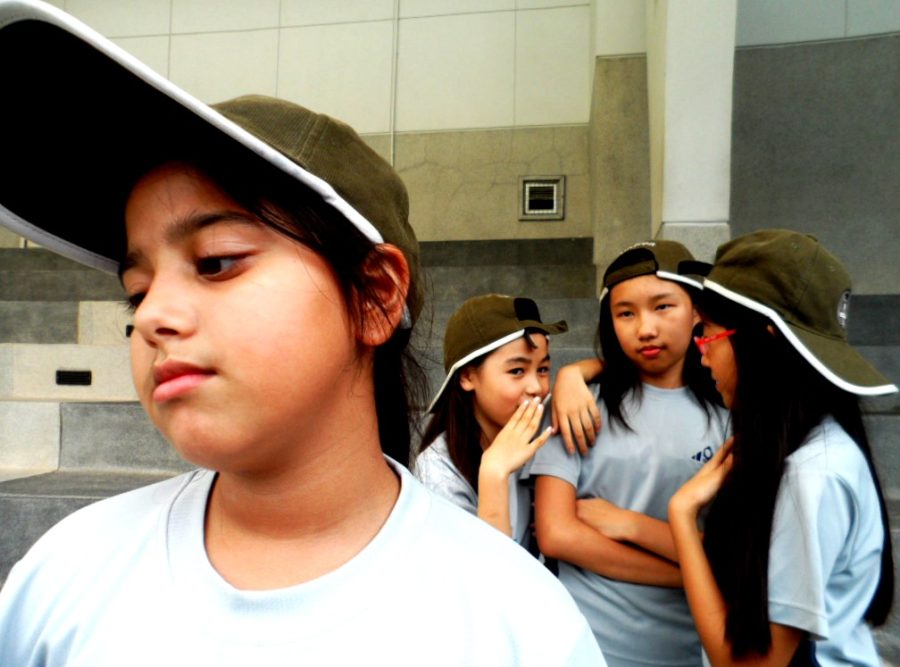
[
  {"xmin": 428, "ymin": 294, "xmax": 568, "ymax": 412},
  {"xmin": 600, "ymin": 240, "xmax": 708, "ymax": 301},
  {"xmin": 704, "ymin": 230, "xmax": 896, "ymax": 396},
  {"xmin": 0, "ymin": 0, "xmax": 421, "ymax": 325}
]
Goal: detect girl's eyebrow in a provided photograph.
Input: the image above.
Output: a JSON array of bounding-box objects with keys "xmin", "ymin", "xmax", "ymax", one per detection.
[
  {"xmin": 502, "ymin": 354, "xmax": 551, "ymax": 366},
  {"xmin": 119, "ymin": 210, "xmax": 258, "ymax": 278}
]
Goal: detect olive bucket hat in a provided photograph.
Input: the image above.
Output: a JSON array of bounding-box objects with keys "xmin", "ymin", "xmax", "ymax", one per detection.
[
  {"xmin": 428, "ymin": 295, "xmax": 568, "ymax": 413},
  {"xmin": 0, "ymin": 0, "xmax": 421, "ymax": 325},
  {"xmin": 703, "ymin": 230, "xmax": 897, "ymax": 396},
  {"xmin": 600, "ymin": 240, "xmax": 709, "ymax": 301}
]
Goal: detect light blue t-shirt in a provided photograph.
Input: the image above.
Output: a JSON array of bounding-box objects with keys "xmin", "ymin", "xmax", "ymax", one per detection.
[
  {"xmin": 766, "ymin": 416, "xmax": 884, "ymax": 667},
  {"xmin": 530, "ymin": 383, "xmax": 729, "ymax": 667}
]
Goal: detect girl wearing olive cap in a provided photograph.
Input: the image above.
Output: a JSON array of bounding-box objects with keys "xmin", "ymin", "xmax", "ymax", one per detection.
[
  {"xmin": 531, "ymin": 240, "xmax": 729, "ymax": 667},
  {"xmin": 669, "ymin": 230, "xmax": 895, "ymax": 667},
  {"xmin": 415, "ymin": 294, "xmax": 567, "ymax": 548},
  {"xmin": 0, "ymin": 3, "xmax": 605, "ymax": 665}
]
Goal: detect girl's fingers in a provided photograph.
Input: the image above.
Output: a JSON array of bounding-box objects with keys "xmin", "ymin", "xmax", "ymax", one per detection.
[{"xmin": 529, "ymin": 426, "xmax": 554, "ymax": 451}]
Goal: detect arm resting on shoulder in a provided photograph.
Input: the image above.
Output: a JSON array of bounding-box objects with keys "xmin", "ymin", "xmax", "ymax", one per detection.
[{"xmin": 535, "ymin": 475, "xmax": 682, "ymax": 587}]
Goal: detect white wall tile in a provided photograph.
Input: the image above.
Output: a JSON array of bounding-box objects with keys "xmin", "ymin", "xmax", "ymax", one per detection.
[
  {"xmin": 397, "ymin": 12, "xmax": 515, "ymax": 131},
  {"xmin": 66, "ymin": 0, "xmax": 170, "ymax": 37},
  {"xmin": 516, "ymin": 6, "xmax": 591, "ymax": 125},
  {"xmin": 170, "ymin": 30, "xmax": 278, "ymax": 103},
  {"xmin": 278, "ymin": 22, "xmax": 394, "ymax": 134},
  {"xmin": 111, "ymin": 36, "xmax": 170, "ymax": 78},
  {"xmin": 281, "ymin": 0, "xmax": 395, "ymax": 26},
  {"xmin": 847, "ymin": 0, "xmax": 900, "ymax": 36},
  {"xmin": 736, "ymin": 0, "xmax": 845, "ymax": 46},
  {"xmin": 517, "ymin": 0, "xmax": 589, "ymax": 8},
  {"xmin": 0, "ymin": 402, "xmax": 60, "ymax": 473},
  {"xmin": 400, "ymin": 0, "xmax": 514, "ymax": 19},
  {"xmin": 172, "ymin": 0, "xmax": 279, "ymax": 33},
  {"xmin": 594, "ymin": 0, "xmax": 646, "ymax": 55}
]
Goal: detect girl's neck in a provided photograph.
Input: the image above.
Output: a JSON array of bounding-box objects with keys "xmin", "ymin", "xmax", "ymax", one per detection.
[
  {"xmin": 638, "ymin": 358, "xmax": 687, "ymax": 390},
  {"xmin": 203, "ymin": 389, "xmax": 400, "ymax": 589}
]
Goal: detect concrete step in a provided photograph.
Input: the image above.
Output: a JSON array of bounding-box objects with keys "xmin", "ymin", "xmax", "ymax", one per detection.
[
  {"xmin": 0, "ymin": 470, "xmax": 180, "ymax": 585},
  {"xmin": 0, "ymin": 343, "xmax": 135, "ymax": 401}
]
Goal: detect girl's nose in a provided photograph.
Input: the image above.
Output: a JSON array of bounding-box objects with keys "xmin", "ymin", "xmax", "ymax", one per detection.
[{"xmin": 131, "ymin": 278, "xmax": 196, "ymax": 346}]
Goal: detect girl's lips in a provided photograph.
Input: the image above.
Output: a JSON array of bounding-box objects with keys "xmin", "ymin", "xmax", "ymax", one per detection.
[
  {"xmin": 639, "ymin": 346, "xmax": 662, "ymax": 359},
  {"xmin": 152, "ymin": 361, "xmax": 215, "ymax": 402}
]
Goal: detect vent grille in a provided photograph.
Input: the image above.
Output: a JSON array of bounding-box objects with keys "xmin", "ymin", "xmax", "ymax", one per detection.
[
  {"xmin": 56, "ymin": 370, "xmax": 92, "ymax": 386},
  {"xmin": 519, "ymin": 176, "xmax": 565, "ymax": 221}
]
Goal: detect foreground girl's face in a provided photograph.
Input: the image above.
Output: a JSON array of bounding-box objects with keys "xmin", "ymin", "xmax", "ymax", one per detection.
[
  {"xmin": 697, "ymin": 320, "xmax": 738, "ymax": 408},
  {"xmin": 121, "ymin": 163, "xmax": 359, "ymax": 474},
  {"xmin": 609, "ymin": 274, "xmax": 698, "ymax": 389},
  {"xmin": 460, "ymin": 335, "xmax": 550, "ymax": 444}
]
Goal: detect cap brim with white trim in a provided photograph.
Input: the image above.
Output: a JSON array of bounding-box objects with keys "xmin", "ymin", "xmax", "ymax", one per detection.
[
  {"xmin": 0, "ymin": 0, "xmax": 384, "ymax": 273},
  {"xmin": 704, "ymin": 280, "xmax": 897, "ymax": 396}
]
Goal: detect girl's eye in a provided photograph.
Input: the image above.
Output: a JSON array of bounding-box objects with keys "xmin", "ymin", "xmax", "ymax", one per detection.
[
  {"xmin": 615, "ymin": 310, "xmax": 633, "ymax": 319},
  {"xmin": 656, "ymin": 303, "xmax": 674, "ymax": 311},
  {"xmin": 196, "ymin": 256, "xmax": 240, "ymax": 277},
  {"xmin": 538, "ymin": 365, "xmax": 551, "ymax": 375},
  {"xmin": 123, "ymin": 293, "xmax": 145, "ymax": 313},
  {"xmin": 508, "ymin": 368, "xmax": 525, "ymax": 376}
]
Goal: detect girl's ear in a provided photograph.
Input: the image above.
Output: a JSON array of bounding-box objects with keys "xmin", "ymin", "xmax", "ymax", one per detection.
[
  {"xmin": 356, "ymin": 244, "xmax": 410, "ymax": 347},
  {"xmin": 691, "ymin": 306, "xmax": 701, "ymax": 327},
  {"xmin": 459, "ymin": 367, "xmax": 476, "ymax": 392}
]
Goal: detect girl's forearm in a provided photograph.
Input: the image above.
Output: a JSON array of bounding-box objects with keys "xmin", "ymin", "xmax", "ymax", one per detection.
[
  {"xmin": 621, "ymin": 511, "xmax": 679, "ymax": 562},
  {"xmin": 477, "ymin": 468, "xmax": 512, "ymax": 537}
]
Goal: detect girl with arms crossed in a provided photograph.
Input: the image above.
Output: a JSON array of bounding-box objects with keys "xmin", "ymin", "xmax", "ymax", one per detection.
[
  {"xmin": 415, "ymin": 294, "xmax": 567, "ymax": 547},
  {"xmin": 0, "ymin": 3, "xmax": 603, "ymax": 664},
  {"xmin": 669, "ymin": 230, "xmax": 895, "ymax": 667},
  {"xmin": 531, "ymin": 240, "xmax": 728, "ymax": 667}
]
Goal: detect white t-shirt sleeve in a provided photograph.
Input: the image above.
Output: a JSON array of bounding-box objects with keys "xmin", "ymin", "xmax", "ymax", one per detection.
[{"xmin": 767, "ymin": 468, "xmax": 855, "ymax": 640}]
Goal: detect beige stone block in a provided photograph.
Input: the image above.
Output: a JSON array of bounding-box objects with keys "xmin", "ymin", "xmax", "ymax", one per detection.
[
  {"xmin": 172, "ymin": 0, "xmax": 279, "ymax": 33},
  {"xmin": 0, "ymin": 228, "xmax": 21, "ymax": 248},
  {"xmin": 396, "ymin": 13, "xmax": 515, "ymax": 131},
  {"xmin": 278, "ymin": 22, "xmax": 394, "ymax": 134},
  {"xmin": 0, "ymin": 344, "xmax": 136, "ymax": 402},
  {"xmin": 400, "ymin": 0, "xmax": 514, "ymax": 18},
  {"xmin": 78, "ymin": 302, "xmax": 134, "ymax": 346},
  {"xmin": 112, "ymin": 36, "xmax": 170, "ymax": 78},
  {"xmin": 170, "ymin": 30, "xmax": 278, "ymax": 103},
  {"xmin": 66, "ymin": 0, "xmax": 171, "ymax": 38},
  {"xmin": 281, "ymin": 0, "xmax": 394, "ymax": 25},
  {"xmin": 396, "ymin": 125, "xmax": 590, "ymax": 241},
  {"xmin": 0, "ymin": 401, "xmax": 60, "ymax": 476},
  {"xmin": 515, "ymin": 6, "xmax": 592, "ymax": 126}
]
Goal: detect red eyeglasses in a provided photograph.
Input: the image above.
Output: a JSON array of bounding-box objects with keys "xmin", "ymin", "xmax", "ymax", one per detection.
[{"xmin": 693, "ymin": 329, "xmax": 736, "ymax": 355}]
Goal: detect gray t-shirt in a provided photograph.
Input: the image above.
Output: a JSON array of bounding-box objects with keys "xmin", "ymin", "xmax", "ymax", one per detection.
[
  {"xmin": 530, "ymin": 383, "xmax": 729, "ymax": 667},
  {"xmin": 413, "ymin": 433, "xmax": 533, "ymax": 547}
]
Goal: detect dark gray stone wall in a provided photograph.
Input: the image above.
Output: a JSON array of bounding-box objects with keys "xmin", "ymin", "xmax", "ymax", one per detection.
[{"xmin": 731, "ymin": 34, "xmax": 900, "ymax": 294}]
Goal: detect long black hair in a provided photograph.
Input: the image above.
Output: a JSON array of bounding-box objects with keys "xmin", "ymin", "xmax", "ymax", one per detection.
[
  {"xmin": 125, "ymin": 151, "xmax": 427, "ymax": 466},
  {"xmin": 698, "ymin": 290, "xmax": 893, "ymax": 658},
  {"xmin": 596, "ymin": 283, "xmax": 721, "ymax": 431}
]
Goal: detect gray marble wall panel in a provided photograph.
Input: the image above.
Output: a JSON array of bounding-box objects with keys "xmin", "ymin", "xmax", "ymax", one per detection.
[{"xmin": 731, "ymin": 33, "xmax": 900, "ymax": 294}]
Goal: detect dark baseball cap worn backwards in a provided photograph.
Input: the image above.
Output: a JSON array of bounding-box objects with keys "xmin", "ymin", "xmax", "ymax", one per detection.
[
  {"xmin": 0, "ymin": 0, "xmax": 421, "ymax": 326},
  {"xmin": 704, "ymin": 229, "xmax": 897, "ymax": 396},
  {"xmin": 601, "ymin": 240, "xmax": 709, "ymax": 301},
  {"xmin": 428, "ymin": 295, "xmax": 568, "ymax": 413}
]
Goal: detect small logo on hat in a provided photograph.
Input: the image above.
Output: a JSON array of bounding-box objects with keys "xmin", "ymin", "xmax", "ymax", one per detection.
[{"xmin": 837, "ymin": 290, "xmax": 851, "ymax": 330}]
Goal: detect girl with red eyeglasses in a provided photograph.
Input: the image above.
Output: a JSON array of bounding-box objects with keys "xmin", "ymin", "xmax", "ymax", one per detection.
[{"xmin": 670, "ymin": 230, "xmax": 895, "ymax": 667}]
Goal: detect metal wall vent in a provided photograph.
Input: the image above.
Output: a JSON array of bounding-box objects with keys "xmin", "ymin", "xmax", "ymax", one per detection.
[{"xmin": 519, "ymin": 176, "xmax": 565, "ymax": 221}]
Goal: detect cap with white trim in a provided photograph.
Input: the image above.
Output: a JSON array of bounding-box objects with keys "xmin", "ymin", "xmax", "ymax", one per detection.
[
  {"xmin": 703, "ymin": 229, "xmax": 897, "ymax": 396},
  {"xmin": 600, "ymin": 240, "xmax": 708, "ymax": 302},
  {"xmin": 0, "ymin": 0, "xmax": 421, "ymax": 325},
  {"xmin": 428, "ymin": 295, "xmax": 568, "ymax": 413}
]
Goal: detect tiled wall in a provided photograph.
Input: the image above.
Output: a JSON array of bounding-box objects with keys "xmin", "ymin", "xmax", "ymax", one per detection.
[{"xmin": 46, "ymin": 0, "xmax": 592, "ymax": 135}]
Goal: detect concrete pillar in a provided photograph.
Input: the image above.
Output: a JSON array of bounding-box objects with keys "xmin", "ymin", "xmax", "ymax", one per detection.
[{"xmin": 646, "ymin": 0, "xmax": 737, "ymax": 261}]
